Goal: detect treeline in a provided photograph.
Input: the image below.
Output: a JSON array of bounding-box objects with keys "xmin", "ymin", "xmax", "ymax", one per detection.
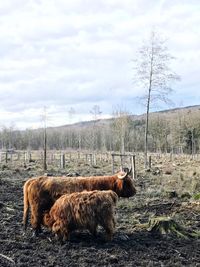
[{"xmin": 1, "ymin": 107, "xmax": 200, "ymax": 154}]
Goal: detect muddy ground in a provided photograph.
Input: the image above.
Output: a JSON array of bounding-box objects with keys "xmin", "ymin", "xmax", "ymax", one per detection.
[{"xmin": 0, "ymin": 159, "xmax": 200, "ymax": 267}]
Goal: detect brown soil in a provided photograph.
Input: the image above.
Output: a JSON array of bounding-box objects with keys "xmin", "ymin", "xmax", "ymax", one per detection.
[{"xmin": 0, "ymin": 166, "xmax": 200, "ymax": 267}]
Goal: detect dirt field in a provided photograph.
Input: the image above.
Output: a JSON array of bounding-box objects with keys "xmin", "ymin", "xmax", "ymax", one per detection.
[{"xmin": 0, "ymin": 156, "xmax": 200, "ymax": 267}]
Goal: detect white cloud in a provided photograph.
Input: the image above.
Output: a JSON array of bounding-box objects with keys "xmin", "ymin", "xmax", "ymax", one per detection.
[{"xmin": 0, "ymin": 0, "xmax": 199, "ymax": 129}]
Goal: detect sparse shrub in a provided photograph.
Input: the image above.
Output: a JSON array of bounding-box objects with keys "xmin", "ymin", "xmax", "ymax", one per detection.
[
  {"xmin": 1, "ymin": 164, "xmax": 8, "ymax": 171},
  {"xmin": 181, "ymin": 192, "xmax": 191, "ymax": 199},
  {"xmin": 193, "ymin": 193, "xmax": 200, "ymax": 200},
  {"xmin": 166, "ymin": 190, "xmax": 178, "ymax": 198},
  {"xmin": 179, "ymin": 172, "xmax": 184, "ymax": 181},
  {"xmin": 191, "ymin": 181, "xmax": 200, "ymax": 192}
]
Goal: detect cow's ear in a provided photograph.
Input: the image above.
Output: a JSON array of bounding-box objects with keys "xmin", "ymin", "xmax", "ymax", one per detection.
[{"xmin": 117, "ymin": 171, "xmax": 127, "ymax": 179}]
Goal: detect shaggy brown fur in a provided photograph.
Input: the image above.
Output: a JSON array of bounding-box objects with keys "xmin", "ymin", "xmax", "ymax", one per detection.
[
  {"xmin": 43, "ymin": 190, "xmax": 118, "ymax": 241},
  {"xmin": 23, "ymin": 177, "xmax": 37, "ymax": 230},
  {"xmin": 23, "ymin": 169, "xmax": 136, "ymax": 234}
]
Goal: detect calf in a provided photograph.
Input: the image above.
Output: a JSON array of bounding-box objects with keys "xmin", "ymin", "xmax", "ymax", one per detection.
[{"xmin": 43, "ymin": 190, "xmax": 118, "ymax": 241}]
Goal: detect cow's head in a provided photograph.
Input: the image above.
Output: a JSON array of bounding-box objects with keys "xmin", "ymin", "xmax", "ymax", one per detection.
[{"xmin": 115, "ymin": 167, "xmax": 136, "ymax": 197}]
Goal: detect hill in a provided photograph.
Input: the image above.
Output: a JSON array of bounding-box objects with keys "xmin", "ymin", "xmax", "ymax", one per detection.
[{"xmin": 52, "ymin": 105, "xmax": 200, "ymax": 130}]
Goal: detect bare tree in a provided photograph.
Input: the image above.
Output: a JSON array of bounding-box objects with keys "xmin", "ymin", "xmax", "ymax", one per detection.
[
  {"xmin": 90, "ymin": 105, "xmax": 102, "ymax": 121},
  {"xmin": 68, "ymin": 107, "xmax": 76, "ymax": 148},
  {"xmin": 112, "ymin": 106, "xmax": 131, "ymax": 154},
  {"xmin": 90, "ymin": 105, "xmax": 102, "ymax": 151},
  {"xmin": 149, "ymin": 115, "xmax": 170, "ymax": 153},
  {"xmin": 133, "ymin": 31, "xmax": 180, "ymax": 168},
  {"xmin": 41, "ymin": 107, "xmax": 47, "ymax": 170}
]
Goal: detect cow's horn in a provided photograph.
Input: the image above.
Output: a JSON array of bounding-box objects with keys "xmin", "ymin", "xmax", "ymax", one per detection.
[{"xmin": 117, "ymin": 171, "xmax": 127, "ymax": 179}]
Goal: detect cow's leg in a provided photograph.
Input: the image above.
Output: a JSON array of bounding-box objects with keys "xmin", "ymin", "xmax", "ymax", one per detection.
[
  {"xmin": 89, "ymin": 223, "xmax": 98, "ymax": 237},
  {"xmin": 30, "ymin": 203, "xmax": 42, "ymax": 236},
  {"xmin": 62, "ymin": 229, "xmax": 70, "ymax": 242},
  {"xmin": 102, "ymin": 216, "xmax": 115, "ymax": 241}
]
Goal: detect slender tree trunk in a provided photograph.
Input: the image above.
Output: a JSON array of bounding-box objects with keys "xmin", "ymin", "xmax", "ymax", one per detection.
[
  {"xmin": 78, "ymin": 132, "xmax": 81, "ymax": 150},
  {"xmin": 191, "ymin": 128, "xmax": 194, "ymax": 158},
  {"xmin": 144, "ymin": 94, "xmax": 150, "ymax": 168},
  {"xmin": 120, "ymin": 133, "xmax": 125, "ymax": 154},
  {"xmin": 144, "ymin": 46, "xmax": 153, "ymax": 168},
  {"xmin": 144, "ymin": 68, "xmax": 153, "ymax": 168},
  {"xmin": 44, "ymin": 126, "xmax": 47, "ymax": 170}
]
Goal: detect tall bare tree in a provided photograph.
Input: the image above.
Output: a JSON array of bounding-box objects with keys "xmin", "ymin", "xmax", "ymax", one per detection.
[
  {"xmin": 90, "ymin": 105, "xmax": 102, "ymax": 121},
  {"xmin": 41, "ymin": 107, "xmax": 47, "ymax": 170},
  {"xmin": 68, "ymin": 107, "xmax": 76, "ymax": 148},
  {"xmin": 133, "ymin": 31, "xmax": 180, "ymax": 168},
  {"xmin": 90, "ymin": 105, "xmax": 102, "ymax": 150}
]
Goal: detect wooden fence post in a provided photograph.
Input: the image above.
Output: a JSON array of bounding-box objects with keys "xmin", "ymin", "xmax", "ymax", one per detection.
[
  {"xmin": 28, "ymin": 152, "xmax": 32, "ymax": 162},
  {"xmin": 89, "ymin": 154, "xmax": 92, "ymax": 166},
  {"xmin": 60, "ymin": 154, "xmax": 65, "ymax": 169},
  {"xmin": 148, "ymin": 155, "xmax": 151, "ymax": 169},
  {"xmin": 111, "ymin": 154, "xmax": 115, "ymax": 174},
  {"xmin": 93, "ymin": 153, "xmax": 96, "ymax": 166},
  {"xmin": 120, "ymin": 155, "xmax": 123, "ymax": 169},
  {"xmin": 131, "ymin": 155, "xmax": 136, "ymax": 179},
  {"xmin": 170, "ymin": 152, "xmax": 173, "ymax": 161},
  {"xmin": 50, "ymin": 153, "xmax": 54, "ymax": 164},
  {"xmin": 24, "ymin": 152, "xmax": 28, "ymax": 163}
]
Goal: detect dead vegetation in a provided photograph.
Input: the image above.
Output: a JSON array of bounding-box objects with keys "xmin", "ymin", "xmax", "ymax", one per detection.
[
  {"xmin": 0, "ymin": 153, "xmax": 200, "ymax": 266},
  {"xmin": 147, "ymin": 216, "xmax": 200, "ymax": 239}
]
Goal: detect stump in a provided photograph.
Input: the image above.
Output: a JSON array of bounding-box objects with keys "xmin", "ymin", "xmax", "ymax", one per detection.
[{"xmin": 147, "ymin": 216, "xmax": 199, "ymax": 239}]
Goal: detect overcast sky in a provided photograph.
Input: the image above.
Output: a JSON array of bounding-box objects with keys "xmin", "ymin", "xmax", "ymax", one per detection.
[{"xmin": 0, "ymin": 0, "xmax": 199, "ymax": 129}]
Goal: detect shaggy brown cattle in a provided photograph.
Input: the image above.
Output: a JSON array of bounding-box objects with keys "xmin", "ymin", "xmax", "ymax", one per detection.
[
  {"xmin": 23, "ymin": 168, "xmax": 136, "ymax": 234},
  {"xmin": 43, "ymin": 190, "xmax": 118, "ymax": 241}
]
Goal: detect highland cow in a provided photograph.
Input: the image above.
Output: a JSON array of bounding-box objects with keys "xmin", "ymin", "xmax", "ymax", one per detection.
[
  {"xmin": 43, "ymin": 190, "xmax": 118, "ymax": 242},
  {"xmin": 23, "ymin": 168, "xmax": 136, "ymax": 234}
]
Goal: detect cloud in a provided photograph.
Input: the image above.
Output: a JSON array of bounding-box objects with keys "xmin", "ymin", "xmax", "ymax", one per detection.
[{"xmin": 0, "ymin": 0, "xmax": 199, "ymax": 129}]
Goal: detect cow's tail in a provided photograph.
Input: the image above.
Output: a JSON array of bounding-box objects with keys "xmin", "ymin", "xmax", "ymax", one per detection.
[{"xmin": 23, "ymin": 180, "xmax": 30, "ymax": 231}]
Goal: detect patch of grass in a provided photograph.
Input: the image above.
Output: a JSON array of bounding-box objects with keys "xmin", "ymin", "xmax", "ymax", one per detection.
[
  {"xmin": 193, "ymin": 193, "xmax": 200, "ymax": 200},
  {"xmin": 191, "ymin": 180, "xmax": 200, "ymax": 192},
  {"xmin": 117, "ymin": 199, "xmax": 135, "ymax": 210}
]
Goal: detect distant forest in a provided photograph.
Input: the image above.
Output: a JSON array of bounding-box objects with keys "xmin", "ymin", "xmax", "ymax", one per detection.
[{"xmin": 1, "ymin": 106, "xmax": 200, "ymax": 155}]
